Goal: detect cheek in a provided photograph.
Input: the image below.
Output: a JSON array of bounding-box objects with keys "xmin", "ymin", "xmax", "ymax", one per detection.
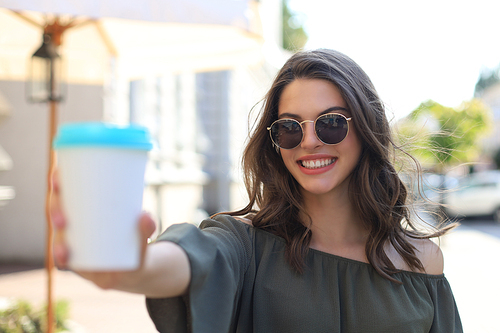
[
  {"xmin": 339, "ymin": 133, "xmax": 363, "ymax": 171},
  {"xmin": 280, "ymin": 150, "xmax": 294, "ymax": 166},
  {"xmin": 346, "ymin": 127, "xmax": 362, "ymax": 155},
  {"xmin": 279, "ymin": 150, "xmax": 299, "ymax": 174}
]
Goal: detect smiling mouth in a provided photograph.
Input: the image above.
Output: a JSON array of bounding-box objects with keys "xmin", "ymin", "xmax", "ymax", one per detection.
[{"xmin": 299, "ymin": 158, "xmax": 336, "ymax": 169}]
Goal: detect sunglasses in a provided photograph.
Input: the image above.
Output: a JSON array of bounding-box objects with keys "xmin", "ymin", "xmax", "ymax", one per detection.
[{"xmin": 267, "ymin": 113, "xmax": 352, "ymax": 150}]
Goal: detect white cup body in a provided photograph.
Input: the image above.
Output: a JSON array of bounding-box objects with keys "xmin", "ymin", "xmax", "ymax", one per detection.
[{"xmin": 57, "ymin": 147, "xmax": 148, "ymax": 271}]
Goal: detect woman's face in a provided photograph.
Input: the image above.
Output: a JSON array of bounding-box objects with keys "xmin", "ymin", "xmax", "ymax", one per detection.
[{"xmin": 277, "ymin": 78, "xmax": 362, "ymax": 198}]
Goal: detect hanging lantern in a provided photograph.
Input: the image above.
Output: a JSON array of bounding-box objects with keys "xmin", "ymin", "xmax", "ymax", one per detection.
[{"xmin": 28, "ymin": 33, "xmax": 65, "ymax": 103}]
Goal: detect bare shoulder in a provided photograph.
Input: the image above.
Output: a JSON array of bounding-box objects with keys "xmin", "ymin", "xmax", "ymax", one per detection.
[
  {"xmin": 409, "ymin": 237, "xmax": 444, "ymax": 275},
  {"xmin": 233, "ymin": 216, "xmax": 253, "ymax": 226},
  {"xmin": 386, "ymin": 236, "xmax": 444, "ymax": 275}
]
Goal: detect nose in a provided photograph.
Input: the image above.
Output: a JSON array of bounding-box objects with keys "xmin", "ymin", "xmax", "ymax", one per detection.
[{"xmin": 300, "ymin": 120, "xmax": 322, "ymax": 150}]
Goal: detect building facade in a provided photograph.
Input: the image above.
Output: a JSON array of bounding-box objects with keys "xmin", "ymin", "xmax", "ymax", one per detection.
[{"xmin": 0, "ymin": 0, "xmax": 286, "ymax": 263}]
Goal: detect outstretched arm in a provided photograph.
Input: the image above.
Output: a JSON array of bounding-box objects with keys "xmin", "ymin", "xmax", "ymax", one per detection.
[{"xmin": 50, "ymin": 171, "xmax": 191, "ymax": 298}]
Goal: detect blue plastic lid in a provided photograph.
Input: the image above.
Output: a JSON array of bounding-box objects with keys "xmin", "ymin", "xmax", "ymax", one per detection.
[{"xmin": 53, "ymin": 122, "xmax": 153, "ymax": 151}]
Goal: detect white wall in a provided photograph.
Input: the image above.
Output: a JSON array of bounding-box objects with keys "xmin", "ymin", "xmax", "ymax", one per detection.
[{"xmin": 0, "ymin": 81, "xmax": 104, "ymax": 263}]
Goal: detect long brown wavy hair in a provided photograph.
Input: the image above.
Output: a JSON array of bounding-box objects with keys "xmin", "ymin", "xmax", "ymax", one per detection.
[{"xmin": 221, "ymin": 49, "xmax": 455, "ymax": 282}]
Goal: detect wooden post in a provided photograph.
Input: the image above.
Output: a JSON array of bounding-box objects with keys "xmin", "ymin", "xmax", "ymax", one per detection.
[{"xmin": 44, "ymin": 99, "xmax": 58, "ymax": 333}]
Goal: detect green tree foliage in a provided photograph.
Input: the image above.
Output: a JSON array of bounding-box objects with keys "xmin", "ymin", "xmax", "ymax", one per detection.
[
  {"xmin": 395, "ymin": 99, "xmax": 492, "ymax": 172},
  {"xmin": 0, "ymin": 300, "xmax": 69, "ymax": 333},
  {"xmin": 282, "ymin": 0, "xmax": 308, "ymax": 51}
]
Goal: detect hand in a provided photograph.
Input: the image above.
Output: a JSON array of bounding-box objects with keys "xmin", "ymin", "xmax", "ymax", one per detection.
[
  {"xmin": 50, "ymin": 170, "xmax": 190, "ymax": 297},
  {"xmin": 77, "ymin": 213, "xmax": 156, "ymax": 290},
  {"xmin": 50, "ymin": 170, "xmax": 157, "ymax": 290}
]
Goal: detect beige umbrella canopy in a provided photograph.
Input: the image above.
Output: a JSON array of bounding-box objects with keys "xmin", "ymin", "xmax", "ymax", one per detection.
[
  {"xmin": 0, "ymin": 2, "xmax": 263, "ymax": 84},
  {"xmin": 0, "ymin": 1, "xmax": 263, "ymax": 331}
]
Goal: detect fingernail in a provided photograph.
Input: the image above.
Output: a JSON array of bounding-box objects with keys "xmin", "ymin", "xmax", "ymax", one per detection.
[{"xmin": 51, "ymin": 212, "xmax": 65, "ymax": 229}]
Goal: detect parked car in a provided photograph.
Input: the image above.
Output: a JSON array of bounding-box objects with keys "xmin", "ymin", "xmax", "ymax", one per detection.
[
  {"xmin": 406, "ymin": 172, "xmax": 455, "ymax": 208},
  {"xmin": 420, "ymin": 173, "xmax": 448, "ymax": 203},
  {"xmin": 443, "ymin": 170, "xmax": 500, "ymax": 221}
]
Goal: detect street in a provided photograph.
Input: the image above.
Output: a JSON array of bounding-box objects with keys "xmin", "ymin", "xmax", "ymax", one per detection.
[{"xmin": 440, "ymin": 218, "xmax": 500, "ymax": 333}]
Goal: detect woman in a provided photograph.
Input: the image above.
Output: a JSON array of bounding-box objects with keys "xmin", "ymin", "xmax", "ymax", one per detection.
[{"xmin": 52, "ymin": 49, "xmax": 462, "ymax": 332}]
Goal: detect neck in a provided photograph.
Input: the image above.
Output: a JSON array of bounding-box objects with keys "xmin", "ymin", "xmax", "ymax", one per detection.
[{"xmin": 301, "ymin": 189, "xmax": 369, "ymax": 261}]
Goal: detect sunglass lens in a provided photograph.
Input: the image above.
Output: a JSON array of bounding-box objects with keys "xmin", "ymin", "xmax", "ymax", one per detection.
[
  {"xmin": 271, "ymin": 120, "xmax": 302, "ymax": 149},
  {"xmin": 316, "ymin": 114, "xmax": 348, "ymax": 144}
]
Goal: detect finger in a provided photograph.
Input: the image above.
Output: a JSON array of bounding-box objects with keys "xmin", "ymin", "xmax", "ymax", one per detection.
[
  {"xmin": 51, "ymin": 169, "xmax": 69, "ymax": 269},
  {"xmin": 139, "ymin": 212, "xmax": 156, "ymax": 240},
  {"xmin": 138, "ymin": 213, "xmax": 156, "ymax": 269},
  {"xmin": 53, "ymin": 215, "xmax": 68, "ymax": 269},
  {"xmin": 51, "ymin": 207, "xmax": 66, "ymax": 230},
  {"xmin": 54, "ymin": 241, "xmax": 69, "ymax": 269},
  {"xmin": 51, "ymin": 168, "xmax": 60, "ymax": 194},
  {"xmin": 49, "ymin": 170, "xmax": 66, "ymax": 229}
]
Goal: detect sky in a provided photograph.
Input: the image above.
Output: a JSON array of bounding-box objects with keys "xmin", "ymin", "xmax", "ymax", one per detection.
[{"xmin": 288, "ymin": 0, "xmax": 500, "ymax": 120}]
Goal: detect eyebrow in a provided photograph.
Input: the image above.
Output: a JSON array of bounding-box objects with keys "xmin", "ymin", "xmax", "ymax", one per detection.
[{"xmin": 278, "ymin": 106, "xmax": 350, "ymax": 119}]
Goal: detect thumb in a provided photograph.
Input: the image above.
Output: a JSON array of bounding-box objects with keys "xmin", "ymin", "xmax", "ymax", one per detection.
[
  {"xmin": 139, "ymin": 212, "xmax": 156, "ymax": 240},
  {"xmin": 138, "ymin": 212, "xmax": 156, "ymax": 270}
]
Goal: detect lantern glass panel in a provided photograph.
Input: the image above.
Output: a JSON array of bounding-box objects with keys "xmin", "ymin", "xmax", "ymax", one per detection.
[{"xmin": 27, "ymin": 37, "xmax": 65, "ymax": 103}]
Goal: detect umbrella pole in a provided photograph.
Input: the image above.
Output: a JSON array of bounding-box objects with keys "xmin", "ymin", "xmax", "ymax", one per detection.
[
  {"xmin": 45, "ymin": 99, "xmax": 58, "ymax": 333},
  {"xmin": 41, "ymin": 19, "xmax": 72, "ymax": 333}
]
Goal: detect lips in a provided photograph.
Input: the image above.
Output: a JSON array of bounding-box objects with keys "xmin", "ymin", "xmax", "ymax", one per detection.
[{"xmin": 297, "ymin": 155, "xmax": 337, "ymax": 175}]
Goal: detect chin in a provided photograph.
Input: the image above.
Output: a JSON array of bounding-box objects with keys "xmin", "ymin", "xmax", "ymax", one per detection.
[
  {"xmin": 299, "ymin": 177, "xmax": 351, "ymax": 197},
  {"xmin": 300, "ymin": 183, "xmax": 338, "ymax": 196}
]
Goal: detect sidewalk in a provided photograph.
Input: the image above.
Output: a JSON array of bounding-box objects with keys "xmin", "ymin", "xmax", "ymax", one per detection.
[
  {"xmin": 440, "ymin": 224, "xmax": 500, "ymax": 333},
  {"xmin": 1, "ymin": 224, "xmax": 499, "ymax": 332},
  {"xmin": 0, "ymin": 266, "xmax": 157, "ymax": 332}
]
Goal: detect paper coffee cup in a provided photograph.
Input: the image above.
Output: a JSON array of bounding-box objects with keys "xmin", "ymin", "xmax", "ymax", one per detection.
[{"xmin": 53, "ymin": 122, "xmax": 153, "ymax": 271}]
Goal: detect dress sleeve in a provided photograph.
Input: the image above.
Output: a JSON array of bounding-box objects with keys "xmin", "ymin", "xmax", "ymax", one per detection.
[
  {"xmin": 145, "ymin": 215, "xmax": 253, "ymax": 333},
  {"xmin": 427, "ymin": 276, "xmax": 463, "ymax": 333}
]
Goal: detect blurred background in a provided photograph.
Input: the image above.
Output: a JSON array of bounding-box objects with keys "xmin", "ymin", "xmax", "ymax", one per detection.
[{"xmin": 1, "ymin": 0, "xmax": 499, "ymax": 332}]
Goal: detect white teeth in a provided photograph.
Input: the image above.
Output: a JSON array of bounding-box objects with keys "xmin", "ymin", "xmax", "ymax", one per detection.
[{"xmin": 301, "ymin": 158, "xmax": 335, "ymax": 169}]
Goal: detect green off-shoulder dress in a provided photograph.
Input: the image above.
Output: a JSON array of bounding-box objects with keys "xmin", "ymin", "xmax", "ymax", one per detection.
[{"xmin": 146, "ymin": 215, "xmax": 463, "ymax": 333}]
